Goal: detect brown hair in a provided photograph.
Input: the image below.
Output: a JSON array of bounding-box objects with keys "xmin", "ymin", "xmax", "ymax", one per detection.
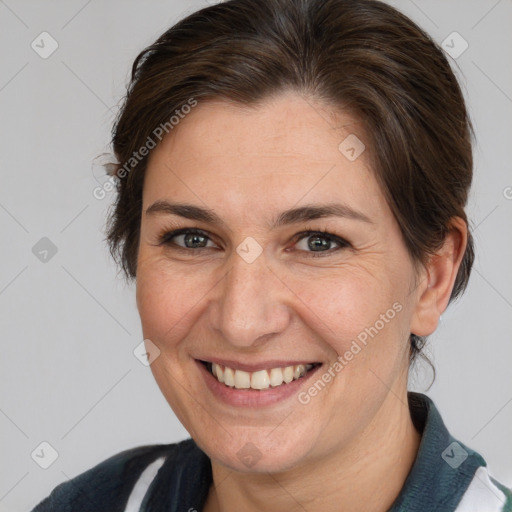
[{"xmin": 106, "ymin": 0, "xmax": 474, "ymax": 365}]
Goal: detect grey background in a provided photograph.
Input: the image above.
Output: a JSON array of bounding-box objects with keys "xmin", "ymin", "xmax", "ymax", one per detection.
[{"xmin": 0, "ymin": 0, "xmax": 511, "ymax": 510}]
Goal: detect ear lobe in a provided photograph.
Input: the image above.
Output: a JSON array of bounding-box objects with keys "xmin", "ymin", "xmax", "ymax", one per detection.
[{"xmin": 410, "ymin": 217, "xmax": 468, "ymax": 336}]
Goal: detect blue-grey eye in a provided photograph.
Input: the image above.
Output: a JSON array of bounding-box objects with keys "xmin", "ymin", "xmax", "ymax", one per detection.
[
  {"xmin": 160, "ymin": 228, "xmax": 216, "ymax": 249},
  {"xmin": 179, "ymin": 232, "xmax": 209, "ymax": 248},
  {"xmin": 295, "ymin": 232, "xmax": 344, "ymax": 253}
]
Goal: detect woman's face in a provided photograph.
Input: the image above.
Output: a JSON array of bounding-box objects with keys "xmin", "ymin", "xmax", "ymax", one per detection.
[{"xmin": 136, "ymin": 92, "xmax": 424, "ymax": 473}]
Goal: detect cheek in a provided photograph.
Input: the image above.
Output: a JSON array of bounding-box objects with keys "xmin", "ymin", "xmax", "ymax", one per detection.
[
  {"xmin": 136, "ymin": 260, "xmax": 207, "ymax": 348},
  {"xmin": 286, "ymin": 264, "xmax": 414, "ymax": 412},
  {"xmin": 136, "ymin": 263, "xmax": 210, "ymax": 424},
  {"xmin": 289, "ymin": 265, "xmax": 408, "ymax": 350}
]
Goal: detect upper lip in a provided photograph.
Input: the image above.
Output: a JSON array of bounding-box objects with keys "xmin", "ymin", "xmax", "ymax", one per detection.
[{"xmin": 197, "ymin": 358, "xmax": 321, "ymax": 373}]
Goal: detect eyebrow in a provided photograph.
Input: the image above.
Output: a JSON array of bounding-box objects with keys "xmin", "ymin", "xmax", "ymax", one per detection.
[{"xmin": 145, "ymin": 200, "xmax": 373, "ymax": 228}]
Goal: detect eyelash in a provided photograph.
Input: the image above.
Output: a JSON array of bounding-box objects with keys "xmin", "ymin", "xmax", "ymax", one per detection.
[{"xmin": 156, "ymin": 227, "xmax": 351, "ymax": 258}]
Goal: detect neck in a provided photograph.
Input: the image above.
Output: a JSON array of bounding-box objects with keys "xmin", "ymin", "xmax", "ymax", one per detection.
[{"xmin": 204, "ymin": 388, "xmax": 421, "ymax": 512}]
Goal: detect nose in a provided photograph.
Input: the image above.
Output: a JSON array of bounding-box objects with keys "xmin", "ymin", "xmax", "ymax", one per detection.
[{"xmin": 209, "ymin": 248, "xmax": 291, "ymax": 348}]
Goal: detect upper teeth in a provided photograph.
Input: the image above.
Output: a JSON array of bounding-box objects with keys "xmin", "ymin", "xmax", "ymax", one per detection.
[{"xmin": 210, "ymin": 363, "xmax": 315, "ymax": 390}]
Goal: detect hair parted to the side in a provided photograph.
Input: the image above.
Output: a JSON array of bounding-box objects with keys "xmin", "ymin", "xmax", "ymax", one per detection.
[{"xmin": 106, "ymin": 0, "xmax": 474, "ymax": 367}]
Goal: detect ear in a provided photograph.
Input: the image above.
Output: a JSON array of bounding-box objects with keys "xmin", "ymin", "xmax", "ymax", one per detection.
[{"xmin": 410, "ymin": 217, "xmax": 468, "ymax": 336}]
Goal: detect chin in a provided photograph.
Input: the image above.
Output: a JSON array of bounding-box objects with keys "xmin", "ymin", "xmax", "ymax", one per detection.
[
  {"xmin": 195, "ymin": 423, "xmax": 319, "ymax": 474},
  {"xmin": 210, "ymin": 444, "xmax": 308, "ymax": 474}
]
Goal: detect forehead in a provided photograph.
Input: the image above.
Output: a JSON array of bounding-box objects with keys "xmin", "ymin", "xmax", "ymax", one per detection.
[{"xmin": 143, "ymin": 93, "xmax": 387, "ymax": 225}]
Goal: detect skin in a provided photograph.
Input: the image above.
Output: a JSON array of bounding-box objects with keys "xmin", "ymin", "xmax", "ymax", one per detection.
[{"xmin": 136, "ymin": 92, "xmax": 467, "ymax": 511}]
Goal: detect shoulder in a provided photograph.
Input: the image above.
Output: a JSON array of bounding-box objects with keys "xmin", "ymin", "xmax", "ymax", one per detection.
[
  {"xmin": 394, "ymin": 393, "xmax": 512, "ymax": 512},
  {"xmin": 31, "ymin": 439, "xmax": 196, "ymax": 512}
]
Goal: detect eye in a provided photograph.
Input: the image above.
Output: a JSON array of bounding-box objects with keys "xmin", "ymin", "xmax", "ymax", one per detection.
[
  {"xmin": 157, "ymin": 227, "xmax": 350, "ymax": 257},
  {"xmin": 292, "ymin": 230, "xmax": 350, "ymax": 257},
  {"xmin": 158, "ymin": 228, "xmax": 218, "ymax": 250}
]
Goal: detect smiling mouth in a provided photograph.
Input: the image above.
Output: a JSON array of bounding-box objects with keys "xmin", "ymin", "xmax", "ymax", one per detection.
[{"xmin": 200, "ymin": 361, "xmax": 321, "ymax": 390}]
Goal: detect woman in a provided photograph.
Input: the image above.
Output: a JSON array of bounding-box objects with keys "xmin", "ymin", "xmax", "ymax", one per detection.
[{"xmin": 32, "ymin": 0, "xmax": 511, "ymax": 510}]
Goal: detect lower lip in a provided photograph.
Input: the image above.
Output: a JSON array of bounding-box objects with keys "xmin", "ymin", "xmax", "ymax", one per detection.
[{"xmin": 196, "ymin": 360, "xmax": 323, "ymax": 407}]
